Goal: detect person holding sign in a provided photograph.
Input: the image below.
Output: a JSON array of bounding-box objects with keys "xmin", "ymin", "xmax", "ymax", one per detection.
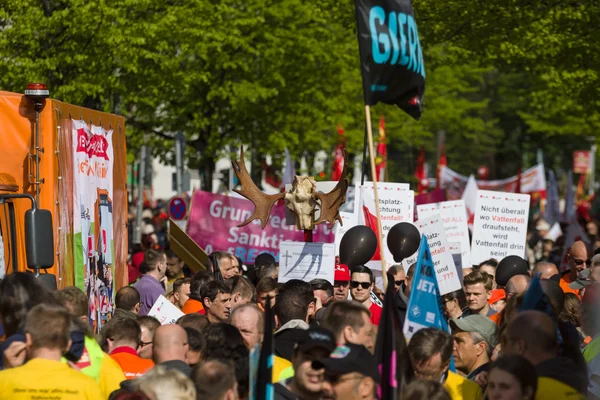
[
  {"xmin": 462, "ymin": 271, "xmax": 497, "ymax": 318},
  {"xmin": 349, "ymin": 266, "xmax": 382, "ymax": 326}
]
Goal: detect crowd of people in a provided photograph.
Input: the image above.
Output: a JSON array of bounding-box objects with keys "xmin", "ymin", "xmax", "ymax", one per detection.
[{"xmin": 1, "ymin": 205, "xmax": 600, "ymax": 399}]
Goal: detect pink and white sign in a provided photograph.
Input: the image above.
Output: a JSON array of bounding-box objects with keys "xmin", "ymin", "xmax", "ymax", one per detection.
[{"xmin": 187, "ymin": 190, "xmax": 334, "ymax": 263}]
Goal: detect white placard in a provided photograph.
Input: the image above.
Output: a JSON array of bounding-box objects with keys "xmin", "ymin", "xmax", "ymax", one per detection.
[
  {"xmin": 439, "ymin": 200, "xmax": 471, "ymax": 268},
  {"xmin": 355, "ymin": 182, "xmax": 413, "ymax": 268},
  {"xmin": 471, "ymin": 190, "xmax": 530, "ymax": 265},
  {"xmin": 278, "ymin": 241, "xmax": 335, "ymax": 283},
  {"xmin": 148, "ymin": 295, "xmax": 185, "ymax": 325},
  {"xmin": 417, "ymin": 203, "xmax": 439, "ymax": 221},
  {"xmin": 334, "ymin": 212, "xmax": 358, "ymax": 255},
  {"xmin": 416, "ymin": 216, "xmax": 462, "ymax": 295},
  {"xmin": 544, "ymin": 222, "xmax": 563, "ymax": 242},
  {"xmin": 449, "ymin": 242, "xmax": 464, "ymax": 283}
]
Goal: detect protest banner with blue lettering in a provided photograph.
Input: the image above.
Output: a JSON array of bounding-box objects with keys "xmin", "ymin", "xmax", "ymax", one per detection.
[
  {"xmin": 403, "ymin": 235, "xmax": 449, "ymax": 340},
  {"xmin": 354, "ymin": 0, "xmax": 426, "ymax": 120}
]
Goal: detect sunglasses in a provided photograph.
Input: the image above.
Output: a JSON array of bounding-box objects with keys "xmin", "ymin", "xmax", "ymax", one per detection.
[
  {"xmin": 573, "ymin": 259, "xmax": 592, "ymax": 266},
  {"xmin": 350, "ymin": 281, "xmax": 371, "ymax": 289},
  {"xmin": 394, "ymin": 280, "xmax": 404, "ymax": 286}
]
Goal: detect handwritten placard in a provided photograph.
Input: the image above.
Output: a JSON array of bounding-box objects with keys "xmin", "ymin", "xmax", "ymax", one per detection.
[
  {"xmin": 279, "ymin": 241, "xmax": 335, "ymax": 283},
  {"xmin": 416, "ymin": 216, "xmax": 462, "ymax": 295}
]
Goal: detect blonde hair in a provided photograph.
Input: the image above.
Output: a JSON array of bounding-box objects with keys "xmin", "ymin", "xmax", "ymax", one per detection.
[{"xmin": 136, "ymin": 366, "xmax": 196, "ymax": 400}]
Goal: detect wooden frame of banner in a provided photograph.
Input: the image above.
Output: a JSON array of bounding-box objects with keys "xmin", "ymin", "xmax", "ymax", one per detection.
[
  {"xmin": 168, "ymin": 218, "xmax": 209, "ymax": 272},
  {"xmin": 365, "ymin": 105, "xmax": 389, "ymax": 289}
]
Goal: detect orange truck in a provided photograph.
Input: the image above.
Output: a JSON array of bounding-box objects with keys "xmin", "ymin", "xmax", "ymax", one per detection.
[{"xmin": 0, "ymin": 85, "xmax": 127, "ymax": 332}]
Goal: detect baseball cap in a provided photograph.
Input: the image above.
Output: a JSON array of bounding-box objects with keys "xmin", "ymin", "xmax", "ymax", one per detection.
[
  {"xmin": 334, "ymin": 264, "xmax": 350, "ymax": 282},
  {"xmin": 488, "ymin": 289, "xmax": 506, "ymax": 305},
  {"xmin": 295, "ymin": 328, "xmax": 336, "ymax": 354},
  {"xmin": 312, "ymin": 343, "xmax": 379, "ymax": 381},
  {"xmin": 569, "ymin": 268, "xmax": 592, "ymax": 290},
  {"xmin": 450, "ymin": 315, "xmax": 498, "ymax": 347}
]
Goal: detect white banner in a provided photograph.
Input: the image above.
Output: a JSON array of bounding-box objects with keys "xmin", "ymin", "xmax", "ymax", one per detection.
[
  {"xmin": 278, "ymin": 241, "xmax": 335, "ymax": 283},
  {"xmin": 72, "ymin": 120, "xmax": 115, "ymax": 334},
  {"xmin": 416, "ymin": 216, "xmax": 462, "ymax": 295},
  {"xmin": 355, "ymin": 182, "xmax": 413, "ymax": 268},
  {"xmin": 440, "ymin": 164, "xmax": 546, "ymax": 194},
  {"xmin": 471, "ymin": 190, "xmax": 530, "ymax": 265}
]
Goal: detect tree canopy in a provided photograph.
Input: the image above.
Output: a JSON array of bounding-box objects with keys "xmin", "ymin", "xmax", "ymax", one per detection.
[{"xmin": 0, "ymin": 0, "xmax": 597, "ymax": 189}]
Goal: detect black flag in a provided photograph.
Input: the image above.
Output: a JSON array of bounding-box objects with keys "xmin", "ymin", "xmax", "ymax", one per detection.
[
  {"xmin": 374, "ymin": 273, "xmax": 414, "ymax": 399},
  {"xmin": 354, "ymin": 0, "xmax": 426, "ymax": 120}
]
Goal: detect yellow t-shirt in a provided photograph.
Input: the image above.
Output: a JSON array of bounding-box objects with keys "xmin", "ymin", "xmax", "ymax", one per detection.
[
  {"xmin": 444, "ymin": 371, "xmax": 483, "ymax": 400},
  {"xmin": 0, "ymin": 358, "xmax": 103, "ymax": 400},
  {"xmin": 535, "ymin": 377, "xmax": 585, "ymax": 400},
  {"xmin": 273, "ymin": 356, "xmax": 293, "ymax": 382}
]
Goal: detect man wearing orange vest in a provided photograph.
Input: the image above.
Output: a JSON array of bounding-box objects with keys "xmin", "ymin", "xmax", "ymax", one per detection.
[
  {"xmin": 105, "ymin": 319, "xmax": 154, "ymax": 379},
  {"xmin": 560, "ymin": 240, "xmax": 590, "ymax": 298}
]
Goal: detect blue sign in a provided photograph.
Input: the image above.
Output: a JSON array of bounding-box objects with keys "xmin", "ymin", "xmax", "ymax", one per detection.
[
  {"xmin": 403, "ymin": 234, "xmax": 449, "ymax": 339},
  {"xmin": 168, "ymin": 196, "xmax": 187, "ymax": 220}
]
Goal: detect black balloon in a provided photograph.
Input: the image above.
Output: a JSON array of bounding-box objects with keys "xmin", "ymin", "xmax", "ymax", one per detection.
[
  {"xmin": 495, "ymin": 255, "xmax": 529, "ymax": 287},
  {"xmin": 339, "ymin": 226, "xmax": 378, "ymax": 267},
  {"xmin": 387, "ymin": 222, "xmax": 421, "ymax": 262}
]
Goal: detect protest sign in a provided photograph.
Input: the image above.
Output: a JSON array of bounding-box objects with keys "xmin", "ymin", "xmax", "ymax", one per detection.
[
  {"xmin": 449, "ymin": 242, "xmax": 463, "ymax": 282},
  {"xmin": 416, "ymin": 216, "xmax": 462, "ymax": 295},
  {"xmin": 440, "ymin": 164, "xmax": 546, "ymax": 195},
  {"xmin": 187, "ymin": 190, "xmax": 334, "ymax": 264},
  {"xmin": 545, "ymin": 223, "xmax": 563, "ymax": 242},
  {"xmin": 439, "ymin": 200, "xmax": 471, "ymax": 268},
  {"xmin": 278, "ymin": 241, "xmax": 335, "ymax": 284},
  {"xmin": 404, "ymin": 235, "xmax": 449, "ymax": 340},
  {"xmin": 355, "ymin": 182, "xmax": 413, "ymax": 268},
  {"xmin": 470, "ymin": 190, "xmax": 530, "ymax": 265},
  {"xmin": 148, "ymin": 295, "xmax": 185, "ymax": 325},
  {"xmin": 416, "ymin": 203, "xmax": 439, "ymax": 220}
]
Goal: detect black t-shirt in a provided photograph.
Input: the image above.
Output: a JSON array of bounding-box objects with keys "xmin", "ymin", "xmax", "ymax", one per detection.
[{"xmin": 274, "ymin": 380, "xmax": 301, "ymax": 400}]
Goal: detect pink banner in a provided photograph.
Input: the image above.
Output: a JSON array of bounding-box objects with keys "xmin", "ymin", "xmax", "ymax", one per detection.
[{"xmin": 187, "ymin": 190, "xmax": 334, "ymax": 264}]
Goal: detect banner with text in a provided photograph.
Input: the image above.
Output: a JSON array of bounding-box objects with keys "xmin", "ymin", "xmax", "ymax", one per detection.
[
  {"xmin": 416, "ymin": 216, "xmax": 462, "ymax": 295},
  {"xmin": 440, "ymin": 164, "xmax": 546, "ymax": 200},
  {"xmin": 355, "ymin": 182, "xmax": 413, "ymax": 268},
  {"xmin": 187, "ymin": 191, "xmax": 334, "ymax": 263},
  {"xmin": 471, "ymin": 190, "xmax": 530, "ymax": 265}
]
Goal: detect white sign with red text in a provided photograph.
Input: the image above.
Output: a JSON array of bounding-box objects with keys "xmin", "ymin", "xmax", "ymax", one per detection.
[
  {"xmin": 471, "ymin": 190, "xmax": 530, "ymax": 265},
  {"xmin": 439, "ymin": 200, "xmax": 471, "ymax": 269},
  {"xmin": 148, "ymin": 295, "xmax": 185, "ymax": 325},
  {"xmin": 416, "ymin": 216, "xmax": 462, "ymax": 295}
]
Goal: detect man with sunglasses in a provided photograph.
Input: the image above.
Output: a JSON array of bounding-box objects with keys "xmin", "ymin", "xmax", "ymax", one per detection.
[
  {"xmin": 561, "ymin": 240, "xmax": 590, "ymax": 297},
  {"xmin": 349, "ymin": 266, "xmax": 381, "ymax": 325},
  {"xmin": 316, "ymin": 343, "xmax": 378, "ymax": 400},
  {"xmin": 274, "ymin": 327, "xmax": 336, "ymax": 400}
]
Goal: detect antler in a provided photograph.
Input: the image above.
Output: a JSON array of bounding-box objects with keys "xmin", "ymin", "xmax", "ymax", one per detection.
[
  {"xmin": 314, "ymin": 148, "xmax": 349, "ymax": 227},
  {"xmin": 231, "ymin": 149, "xmax": 285, "ymax": 229}
]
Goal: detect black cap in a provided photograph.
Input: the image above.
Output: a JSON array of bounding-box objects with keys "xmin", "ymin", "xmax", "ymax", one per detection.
[
  {"xmin": 312, "ymin": 343, "xmax": 379, "ymax": 381},
  {"xmin": 295, "ymin": 328, "xmax": 336, "ymax": 353}
]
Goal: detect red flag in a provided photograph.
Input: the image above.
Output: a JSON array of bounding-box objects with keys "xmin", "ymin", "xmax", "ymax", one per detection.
[
  {"xmin": 375, "ymin": 117, "xmax": 387, "ymax": 181},
  {"xmin": 577, "ymin": 173, "xmax": 586, "ymax": 201},
  {"xmin": 436, "ymin": 145, "xmax": 446, "ymax": 189},
  {"xmin": 332, "ymin": 125, "xmax": 345, "ymax": 180},
  {"xmin": 415, "ymin": 147, "xmax": 427, "ymax": 194},
  {"xmin": 362, "ymin": 205, "xmax": 381, "ymax": 261}
]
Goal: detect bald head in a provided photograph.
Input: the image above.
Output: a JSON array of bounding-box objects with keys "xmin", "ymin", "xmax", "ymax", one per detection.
[
  {"xmin": 505, "ymin": 274, "xmax": 531, "ymax": 297},
  {"xmin": 153, "ymin": 324, "xmax": 189, "ymax": 364},
  {"xmin": 533, "ymin": 262, "xmax": 559, "ymax": 280},
  {"xmin": 568, "ymin": 241, "xmax": 589, "ymax": 278},
  {"xmin": 505, "ymin": 311, "xmax": 558, "ymax": 365}
]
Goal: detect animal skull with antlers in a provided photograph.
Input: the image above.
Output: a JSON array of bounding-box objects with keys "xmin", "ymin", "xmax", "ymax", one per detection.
[{"xmin": 231, "ymin": 148, "xmax": 349, "ymax": 230}]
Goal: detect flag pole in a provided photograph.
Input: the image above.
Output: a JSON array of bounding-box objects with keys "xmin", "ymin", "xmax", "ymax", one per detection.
[{"xmin": 365, "ymin": 105, "xmax": 388, "ymax": 289}]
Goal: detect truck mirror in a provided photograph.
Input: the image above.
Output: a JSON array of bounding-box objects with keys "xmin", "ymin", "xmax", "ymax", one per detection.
[{"xmin": 24, "ymin": 208, "xmax": 54, "ymax": 269}]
